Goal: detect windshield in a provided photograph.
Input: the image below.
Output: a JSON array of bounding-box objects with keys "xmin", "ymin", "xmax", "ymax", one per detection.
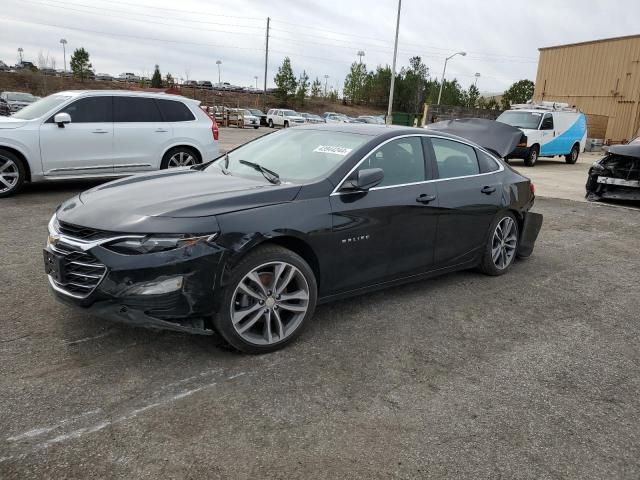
[
  {"xmin": 283, "ymin": 111, "xmax": 298, "ymax": 117},
  {"xmin": 496, "ymin": 111, "xmax": 542, "ymax": 129},
  {"xmin": 250, "ymin": 109, "xmax": 263, "ymax": 115},
  {"xmin": 207, "ymin": 129, "xmax": 369, "ymax": 183},
  {"xmin": 11, "ymin": 95, "xmax": 71, "ymax": 120},
  {"xmin": 7, "ymin": 92, "xmax": 36, "ymax": 102}
]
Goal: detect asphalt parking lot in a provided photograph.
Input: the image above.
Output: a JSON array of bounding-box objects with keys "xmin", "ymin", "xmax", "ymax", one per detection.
[{"xmin": 1, "ymin": 128, "xmax": 639, "ymax": 479}]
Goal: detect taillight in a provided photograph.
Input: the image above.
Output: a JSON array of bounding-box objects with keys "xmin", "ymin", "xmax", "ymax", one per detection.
[
  {"xmin": 211, "ymin": 118, "xmax": 219, "ymax": 141},
  {"xmin": 529, "ymin": 182, "xmax": 535, "ymax": 195}
]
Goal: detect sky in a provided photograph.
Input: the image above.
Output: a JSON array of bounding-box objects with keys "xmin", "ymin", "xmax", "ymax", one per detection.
[{"xmin": 1, "ymin": 0, "xmax": 639, "ymax": 95}]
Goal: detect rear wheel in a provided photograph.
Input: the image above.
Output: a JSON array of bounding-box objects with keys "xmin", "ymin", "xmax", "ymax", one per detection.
[
  {"xmin": 565, "ymin": 143, "xmax": 580, "ymax": 164},
  {"xmin": 213, "ymin": 245, "xmax": 317, "ymax": 354},
  {"xmin": 284, "ymin": 121, "xmax": 289, "ymax": 128},
  {"xmin": 161, "ymin": 147, "xmax": 200, "ymax": 169},
  {"xmin": 524, "ymin": 145, "xmax": 539, "ymax": 167},
  {"xmin": 0, "ymin": 149, "xmax": 26, "ymax": 198},
  {"xmin": 479, "ymin": 212, "xmax": 519, "ymax": 276}
]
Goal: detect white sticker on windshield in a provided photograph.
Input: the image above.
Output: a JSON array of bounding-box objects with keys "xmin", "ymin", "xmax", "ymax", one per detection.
[
  {"xmin": 532, "ymin": 113, "xmax": 542, "ymax": 116},
  {"xmin": 313, "ymin": 145, "xmax": 353, "ymax": 156}
]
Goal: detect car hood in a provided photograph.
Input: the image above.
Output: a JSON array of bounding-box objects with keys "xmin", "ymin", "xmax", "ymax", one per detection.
[
  {"xmin": 56, "ymin": 168, "xmax": 301, "ymax": 233},
  {"xmin": 0, "ymin": 117, "xmax": 27, "ymax": 129},
  {"xmin": 428, "ymin": 118, "xmax": 526, "ymax": 157},
  {"xmin": 607, "ymin": 143, "xmax": 640, "ymax": 158}
]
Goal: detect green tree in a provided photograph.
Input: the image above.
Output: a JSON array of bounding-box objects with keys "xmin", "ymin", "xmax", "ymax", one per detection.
[
  {"xmin": 396, "ymin": 56, "xmax": 429, "ymax": 112},
  {"xmin": 464, "ymin": 84, "xmax": 480, "ymax": 108},
  {"xmin": 426, "ymin": 78, "xmax": 464, "ymax": 106},
  {"xmin": 273, "ymin": 57, "xmax": 297, "ymax": 104},
  {"xmin": 151, "ymin": 64, "xmax": 162, "ymax": 88},
  {"xmin": 296, "ymin": 70, "xmax": 310, "ymax": 105},
  {"xmin": 486, "ymin": 97, "xmax": 500, "ymax": 110},
  {"xmin": 69, "ymin": 47, "xmax": 93, "ymax": 82},
  {"xmin": 310, "ymin": 77, "xmax": 322, "ymax": 98},
  {"xmin": 501, "ymin": 79, "xmax": 534, "ymax": 110},
  {"xmin": 477, "ymin": 96, "xmax": 487, "ymax": 109},
  {"xmin": 165, "ymin": 72, "xmax": 175, "ymax": 87},
  {"xmin": 343, "ymin": 62, "xmax": 368, "ymax": 104}
]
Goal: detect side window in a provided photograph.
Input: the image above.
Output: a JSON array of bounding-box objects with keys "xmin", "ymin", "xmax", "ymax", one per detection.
[
  {"xmin": 540, "ymin": 114, "xmax": 554, "ymax": 130},
  {"xmin": 476, "ymin": 149, "xmax": 500, "ymax": 173},
  {"xmin": 114, "ymin": 96, "xmax": 162, "ymax": 122},
  {"xmin": 156, "ymin": 99, "xmax": 195, "ymax": 122},
  {"xmin": 355, "ymin": 137, "xmax": 425, "ymax": 188},
  {"xmin": 53, "ymin": 96, "xmax": 112, "ymax": 123},
  {"xmin": 431, "ymin": 138, "xmax": 480, "ymax": 179}
]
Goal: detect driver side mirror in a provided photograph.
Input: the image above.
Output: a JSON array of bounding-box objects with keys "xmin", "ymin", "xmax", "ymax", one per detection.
[
  {"xmin": 54, "ymin": 112, "xmax": 71, "ymax": 128},
  {"xmin": 342, "ymin": 168, "xmax": 384, "ymax": 191}
]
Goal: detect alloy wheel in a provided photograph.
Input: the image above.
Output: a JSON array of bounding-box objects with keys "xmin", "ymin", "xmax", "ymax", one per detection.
[
  {"xmin": 0, "ymin": 157, "xmax": 19, "ymax": 193},
  {"xmin": 167, "ymin": 151, "xmax": 197, "ymax": 168},
  {"xmin": 230, "ymin": 261, "xmax": 310, "ymax": 345},
  {"xmin": 491, "ymin": 217, "xmax": 517, "ymax": 270}
]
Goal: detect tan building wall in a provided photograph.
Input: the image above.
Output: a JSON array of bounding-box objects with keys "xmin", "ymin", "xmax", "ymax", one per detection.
[{"xmin": 533, "ymin": 35, "xmax": 640, "ymax": 143}]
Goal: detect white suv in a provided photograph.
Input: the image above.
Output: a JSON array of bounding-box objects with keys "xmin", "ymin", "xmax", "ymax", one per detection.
[
  {"xmin": 0, "ymin": 90, "xmax": 219, "ymax": 197},
  {"xmin": 266, "ymin": 109, "xmax": 305, "ymax": 128}
]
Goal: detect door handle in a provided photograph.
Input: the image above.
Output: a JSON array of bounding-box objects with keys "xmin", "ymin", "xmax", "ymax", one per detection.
[
  {"xmin": 481, "ymin": 186, "xmax": 496, "ymax": 194},
  {"xmin": 155, "ymin": 128, "xmax": 169, "ymax": 133},
  {"xmin": 416, "ymin": 193, "xmax": 436, "ymax": 204},
  {"xmin": 92, "ymin": 129, "xmax": 109, "ymax": 134}
]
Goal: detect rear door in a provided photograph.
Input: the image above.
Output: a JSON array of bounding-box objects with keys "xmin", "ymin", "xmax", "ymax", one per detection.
[
  {"xmin": 425, "ymin": 137, "xmax": 502, "ymax": 267},
  {"xmin": 112, "ymin": 96, "xmax": 172, "ymax": 172},
  {"xmin": 39, "ymin": 96, "xmax": 113, "ymax": 176},
  {"xmin": 327, "ymin": 136, "xmax": 438, "ymax": 294}
]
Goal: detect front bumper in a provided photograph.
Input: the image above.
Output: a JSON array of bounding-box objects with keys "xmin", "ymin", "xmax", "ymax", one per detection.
[
  {"xmin": 45, "ymin": 240, "xmax": 227, "ymax": 335},
  {"xmin": 507, "ymin": 146, "xmax": 530, "ymax": 159}
]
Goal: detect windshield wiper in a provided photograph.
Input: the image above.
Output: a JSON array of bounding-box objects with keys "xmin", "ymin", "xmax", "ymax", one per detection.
[{"xmin": 239, "ymin": 160, "xmax": 280, "ymax": 185}]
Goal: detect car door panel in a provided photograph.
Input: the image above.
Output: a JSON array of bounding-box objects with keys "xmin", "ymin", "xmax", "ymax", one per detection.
[{"xmin": 39, "ymin": 96, "xmax": 113, "ymax": 175}]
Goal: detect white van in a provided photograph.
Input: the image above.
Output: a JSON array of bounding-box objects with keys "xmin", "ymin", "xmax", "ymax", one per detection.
[{"xmin": 496, "ymin": 102, "xmax": 587, "ymax": 166}]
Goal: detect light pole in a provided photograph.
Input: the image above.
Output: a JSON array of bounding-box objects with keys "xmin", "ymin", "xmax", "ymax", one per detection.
[
  {"xmin": 324, "ymin": 74, "xmax": 329, "ymax": 97},
  {"xmin": 60, "ymin": 39, "xmax": 67, "ymax": 72},
  {"xmin": 386, "ymin": 0, "xmax": 402, "ymax": 124},
  {"xmin": 436, "ymin": 51, "xmax": 466, "ymax": 105},
  {"xmin": 357, "ymin": 50, "xmax": 365, "ymax": 64},
  {"xmin": 17, "ymin": 47, "xmax": 23, "ymax": 64},
  {"xmin": 474, "ymin": 72, "xmax": 481, "ymax": 87},
  {"xmin": 216, "ymin": 60, "xmax": 222, "ymax": 85},
  {"xmin": 254, "ymin": 75, "xmax": 258, "ymax": 89}
]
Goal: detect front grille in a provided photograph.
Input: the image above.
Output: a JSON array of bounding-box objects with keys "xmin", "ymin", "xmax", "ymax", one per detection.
[
  {"xmin": 57, "ymin": 221, "xmax": 116, "ymax": 241},
  {"xmin": 49, "ymin": 241, "xmax": 107, "ymax": 298}
]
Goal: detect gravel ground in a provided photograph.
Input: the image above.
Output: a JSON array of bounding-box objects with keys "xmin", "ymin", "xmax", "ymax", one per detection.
[{"xmin": 1, "ymin": 132, "xmax": 639, "ymax": 478}]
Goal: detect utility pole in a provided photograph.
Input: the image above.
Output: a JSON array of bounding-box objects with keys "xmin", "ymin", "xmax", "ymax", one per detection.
[
  {"xmin": 254, "ymin": 75, "xmax": 258, "ymax": 89},
  {"xmin": 17, "ymin": 47, "xmax": 23, "ymax": 64},
  {"xmin": 216, "ymin": 60, "xmax": 222, "ymax": 85},
  {"xmin": 60, "ymin": 39, "xmax": 67, "ymax": 72},
  {"xmin": 324, "ymin": 74, "xmax": 329, "ymax": 97},
  {"xmin": 263, "ymin": 16, "xmax": 270, "ymax": 110},
  {"xmin": 437, "ymin": 51, "xmax": 466, "ymax": 105},
  {"xmin": 474, "ymin": 72, "xmax": 480, "ymax": 87},
  {"xmin": 386, "ymin": 0, "xmax": 401, "ymax": 125}
]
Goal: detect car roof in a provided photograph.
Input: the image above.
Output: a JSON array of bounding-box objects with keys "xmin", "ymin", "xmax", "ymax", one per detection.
[
  {"xmin": 51, "ymin": 90, "xmax": 199, "ymax": 103},
  {"xmin": 295, "ymin": 123, "xmax": 463, "ymax": 139}
]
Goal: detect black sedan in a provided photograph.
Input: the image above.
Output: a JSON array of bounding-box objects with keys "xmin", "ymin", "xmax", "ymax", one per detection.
[
  {"xmin": 586, "ymin": 138, "xmax": 640, "ymax": 202},
  {"xmin": 45, "ymin": 123, "xmax": 542, "ymax": 353}
]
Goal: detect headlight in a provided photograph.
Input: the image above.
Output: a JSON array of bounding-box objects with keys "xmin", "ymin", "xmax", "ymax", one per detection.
[
  {"xmin": 106, "ymin": 233, "xmax": 219, "ymax": 255},
  {"xmin": 48, "ymin": 213, "xmax": 60, "ymax": 235}
]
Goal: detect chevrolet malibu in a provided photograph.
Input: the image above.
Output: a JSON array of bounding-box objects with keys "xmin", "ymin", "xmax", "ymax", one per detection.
[{"xmin": 45, "ymin": 123, "xmax": 542, "ymax": 353}]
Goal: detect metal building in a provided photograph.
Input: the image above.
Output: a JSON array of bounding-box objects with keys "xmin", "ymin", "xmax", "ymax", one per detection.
[{"xmin": 533, "ymin": 34, "xmax": 640, "ymax": 143}]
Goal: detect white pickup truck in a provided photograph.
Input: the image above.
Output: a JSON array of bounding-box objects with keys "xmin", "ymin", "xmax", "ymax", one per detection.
[{"xmin": 266, "ymin": 109, "xmax": 305, "ymax": 128}]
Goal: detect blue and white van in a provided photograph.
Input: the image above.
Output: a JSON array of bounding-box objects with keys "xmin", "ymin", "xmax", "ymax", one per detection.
[{"xmin": 496, "ymin": 102, "xmax": 587, "ymax": 166}]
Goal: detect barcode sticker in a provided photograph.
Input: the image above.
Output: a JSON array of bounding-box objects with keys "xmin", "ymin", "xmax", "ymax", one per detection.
[{"xmin": 313, "ymin": 145, "xmax": 353, "ymax": 156}]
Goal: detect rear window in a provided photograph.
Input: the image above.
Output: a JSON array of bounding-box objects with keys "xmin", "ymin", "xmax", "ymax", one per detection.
[
  {"xmin": 114, "ymin": 96, "xmax": 162, "ymax": 122},
  {"xmin": 156, "ymin": 99, "xmax": 195, "ymax": 122},
  {"xmin": 431, "ymin": 137, "xmax": 480, "ymax": 179},
  {"xmin": 476, "ymin": 149, "xmax": 500, "ymax": 173}
]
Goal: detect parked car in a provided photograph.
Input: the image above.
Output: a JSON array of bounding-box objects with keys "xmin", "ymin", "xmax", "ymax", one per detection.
[
  {"xmin": 0, "ymin": 97, "xmax": 10, "ymax": 116},
  {"xmin": 40, "ymin": 68, "xmax": 57, "ymax": 76},
  {"xmin": 55, "ymin": 69, "xmax": 72, "ymax": 78},
  {"xmin": 586, "ymin": 137, "xmax": 640, "ymax": 202},
  {"xmin": 15, "ymin": 61, "xmax": 37, "ymax": 72},
  {"xmin": 240, "ymin": 109, "xmax": 260, "ymax": 129},
  {"xmin": 266, "ymin": 109, "xmax": 305, "ymax": 128},
  {"xmin": 246, "ymin": 108, "xmax": 267, "ymax": 126},
  {"xmin": 300, "ymin": 112, "xmax": 324, "ymax": 124},
  {"xmin": 0, "ymin": 90, "xmax": 219, "ymax": 197},
  {"xmin": 118, "ymin": 72, "xmax": 140, "ymax": 82},
  {"xmin": 43, "ymin": 122, "xmax": 542, "ymax": 353},
  {"xmin": 496, "ymin": 102, "xmax": 587, "ymax": 166},
  {"xmin": 0, "ymin": 60, "xmax": 9, "ymax": 72},
  {"xmin": 358, "ymin": 115, "xmax": 385, "ymax": 125},
  {"xmin": 324, "ymin": 112, "xmax": 349, "ymax": 123},
  {"xmin": 0, "ymin": 91, "xmax": 38, "ymax": 112},
  {"xmin": 96, "ymin": 73, "xmax": 114, "ymax": 81},
  {"xmin": 198, "ymin": 81, "xmax": 213, "ymax": 89}
]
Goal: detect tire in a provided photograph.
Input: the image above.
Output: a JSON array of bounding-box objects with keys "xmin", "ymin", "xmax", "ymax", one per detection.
[
  {"xmin": 478, "ymin": 212, "xmax": 519, "ymax": 276},
  {"xmin": 284, "ymin": 121, "xmax": 289, "ymax": 128},
  {"xmin": 213, "ymin": 245, "xmax": 318, "ymax": 354},
  {"xmin": 0, "ymin": 149, "xmax": 26, "ymax": 198},
  {"xmin": 160, "ymin": 147, "xmax": 200, "ymax": 169},
  {"xmin": 565, "ymin": 143, "xmax": 579, "ymax": 164},
  {"xmin": 268, "ymin": 119, "xmax": 274, "ymax": 128},
  {"xmin": 523, "ymin": 145, "xmax": 539, "ymax": 167},
  {"xmin": 253, "ymin": 125, "xmax": 259, "ymax": 129}
]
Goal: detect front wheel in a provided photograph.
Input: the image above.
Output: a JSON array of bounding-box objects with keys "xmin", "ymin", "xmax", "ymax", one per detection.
[
  {"xmin": 565, "ymin": 144, "xmax": 579, "ymax": 164},
  {"xmin": 161, "ymin": 147, "xmax": 200, "ymax": 169},
  {"xmin": 478, "ymin": 212, "xmax": 519, "ymax": 276},
  {"xmin": 268, "ymin": 119, "xmax": 274, "ymax": 128},
  {"xmin": 0, "ymin": 150, "xmax": 26, "ymax": 197},
  {"xmin": 284, "ymin": 121, "xmax": 289, "ymax": 128},
  {"xmin": 213, "ymin": 245, "xmax": 318, "ymax": 354},
  {"xmin": 524, "ymin": 145, "xmax": 538, "ymax": 167}
]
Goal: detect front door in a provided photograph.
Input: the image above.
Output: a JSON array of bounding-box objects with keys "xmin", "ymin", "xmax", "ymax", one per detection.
[
  {"xmin": 39, "ymin": 96, "xmax": 113, "ymax": 176},
  {"xmin": 426, "ymin": 137, "xmax": 502, "ymax": 267},
  {"xmin": 112, "ymin": 96, "xmax": 171, "ymax": 172},
  {"xmin": 326, "ymin": 136, "xmax": 438, "ymax": 294}
]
